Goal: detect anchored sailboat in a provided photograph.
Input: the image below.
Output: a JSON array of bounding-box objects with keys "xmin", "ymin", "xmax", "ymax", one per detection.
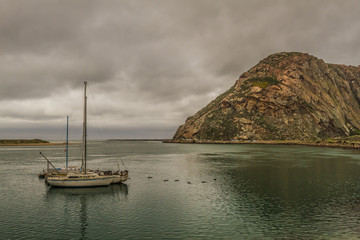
[
  {"xmin": 46, "ymin": 82, "xmax": 114, "ymax": 187},
  {"xmin": 38, "ymin": 116, "xmax": 80, "ymax": 178}
]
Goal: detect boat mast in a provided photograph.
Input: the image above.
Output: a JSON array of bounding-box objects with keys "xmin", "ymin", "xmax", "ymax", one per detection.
[
  {"xmin": 66, "ymin": 115, "xmax": 69, "ymax": 172},
  {"xmin": 81, "ymin": 82, "xmax": 88, "ymax": 173}
]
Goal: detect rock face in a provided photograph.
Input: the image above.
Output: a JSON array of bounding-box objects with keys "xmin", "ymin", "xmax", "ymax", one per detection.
[{"xmin": 173, "ymin": 52, "xmax": 360, "ymax": 141}]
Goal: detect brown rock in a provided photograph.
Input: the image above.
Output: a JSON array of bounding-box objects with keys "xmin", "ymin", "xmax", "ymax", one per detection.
[{"xmin": 173, "ymin": 52, "xmax": 360, "ymax": 141}]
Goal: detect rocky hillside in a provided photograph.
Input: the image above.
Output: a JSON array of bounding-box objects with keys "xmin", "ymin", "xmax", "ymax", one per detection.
[{"xmin": 172, "ymin": 52, "xmax": 360, "ymax": 142}]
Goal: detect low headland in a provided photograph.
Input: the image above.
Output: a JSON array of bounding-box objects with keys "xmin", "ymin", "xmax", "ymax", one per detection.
[{"xmin": 0, "ymin": 139, "xmax": 64, "ymax": 146}]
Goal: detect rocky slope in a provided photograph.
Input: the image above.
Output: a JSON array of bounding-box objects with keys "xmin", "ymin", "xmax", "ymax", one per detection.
[{"xmin": 172, "ymin": 52, "xmax": 360, "ymax": 142}]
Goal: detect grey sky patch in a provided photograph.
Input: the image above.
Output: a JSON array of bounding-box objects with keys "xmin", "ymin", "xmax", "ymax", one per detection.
[{"xmin": 0, "ymin": 0, "xmax": 359, "ymax": 139}]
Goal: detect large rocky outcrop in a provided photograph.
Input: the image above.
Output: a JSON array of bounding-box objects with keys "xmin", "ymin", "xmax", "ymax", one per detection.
[{"xmin": 173, "ymin": 52, "xmax": 360, "ymax": 141}]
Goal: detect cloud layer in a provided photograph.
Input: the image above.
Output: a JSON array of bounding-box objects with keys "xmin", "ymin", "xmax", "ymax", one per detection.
[{"xmin": 1, "ymin": 0, "xmax": 359, "ymax": 139}]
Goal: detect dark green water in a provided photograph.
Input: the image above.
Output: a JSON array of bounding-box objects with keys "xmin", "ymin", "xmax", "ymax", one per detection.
[{"xmin": 1, "ymin": 141, "xmax": 360, "ymax": 239}]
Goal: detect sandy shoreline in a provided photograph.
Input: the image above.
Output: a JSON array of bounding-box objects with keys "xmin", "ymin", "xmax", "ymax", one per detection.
[{"xmin": 165, "ymin": 139, "xmax": 360, "ymax": 150}]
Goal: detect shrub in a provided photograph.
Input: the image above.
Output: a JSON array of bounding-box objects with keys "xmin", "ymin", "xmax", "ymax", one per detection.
[{"xmin": 247, "ymin": 76, "xmax": 280, "ymax": 89}]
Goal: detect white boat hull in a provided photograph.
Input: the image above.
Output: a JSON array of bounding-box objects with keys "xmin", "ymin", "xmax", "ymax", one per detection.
[
  {"xmin": 47, "ymin": 176, "xmax": 114, "ymax": 188},
  {"xmin": 112, "ymin": 174, "xmax": 129, "ymax": 184}
]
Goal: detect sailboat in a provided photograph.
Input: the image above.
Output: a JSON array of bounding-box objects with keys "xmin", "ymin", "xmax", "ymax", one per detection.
[
  {"xmin": 38, "ymin": 116, "xmax": 80, "ymax": 179},
  {"xmin": 40, "ymin": 115, "xmax": 129, "ymax": 183},
  {"xmin": 46, "ymin": 82, "xmax": 114, "ymax": 187}
]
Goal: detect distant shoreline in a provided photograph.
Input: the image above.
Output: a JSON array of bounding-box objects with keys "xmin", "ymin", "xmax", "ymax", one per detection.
[
  {"xmin": 165, "ymin": 139, "xmax": 360, "ymax": 150},
  {"xmin": 0, "ymin": 139, "xmax": 167, "ymax": 146},
  {"xmin": 3, "ymin": 138, "xmax": 359, "ymax": 150},
  {"xmin": 0, "ymin": 142, "xmax": 66, "ymax": 146},
  {"xmin": 107, "ymin": 139, "xmax": 168, "ymax": 142}
]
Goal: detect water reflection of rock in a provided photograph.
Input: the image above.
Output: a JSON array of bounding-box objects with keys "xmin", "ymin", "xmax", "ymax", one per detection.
[
  {"xmin": 45, "ymin": 184, "xmax": 128, "ymax": 239},
  {"xmin": 200, "ymin": 152, "xmax": 360, "ymax": 238}
]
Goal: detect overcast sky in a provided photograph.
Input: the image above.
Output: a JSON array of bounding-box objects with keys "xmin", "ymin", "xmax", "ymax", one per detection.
[{"xmin": 1, "ymin": 0, "xmax": 359, "ymax": 140}]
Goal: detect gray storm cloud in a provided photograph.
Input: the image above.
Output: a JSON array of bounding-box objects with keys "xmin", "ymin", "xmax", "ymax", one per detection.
[{"xmin": 0, "ymin": 0, "xmax": 359, "ymax": 139}]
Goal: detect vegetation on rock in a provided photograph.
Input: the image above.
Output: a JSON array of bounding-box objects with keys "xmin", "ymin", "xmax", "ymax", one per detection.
[{"xmin": 247, "ymin": 76, "xmax": 280, "ymax": 89}]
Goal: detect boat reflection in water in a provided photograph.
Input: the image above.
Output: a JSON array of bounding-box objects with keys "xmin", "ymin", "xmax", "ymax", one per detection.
[
  {"xmin": 46, "ymin": 183, "xmax": 129, "ymax": 197},
  {"xmin": 45, "ymin": 184, "xmax": 129, "ymax": 239}
]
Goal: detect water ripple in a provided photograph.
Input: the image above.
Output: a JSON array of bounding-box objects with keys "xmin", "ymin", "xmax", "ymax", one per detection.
[{"xmin": 1, "ymin": 142, "xmax": 360, "ymax": 239}]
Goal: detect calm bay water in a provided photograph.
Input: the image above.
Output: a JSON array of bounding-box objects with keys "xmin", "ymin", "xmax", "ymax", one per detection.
[{"xmin": 1, "ymin": 141, "xmax": 360, "ymax": 239}]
